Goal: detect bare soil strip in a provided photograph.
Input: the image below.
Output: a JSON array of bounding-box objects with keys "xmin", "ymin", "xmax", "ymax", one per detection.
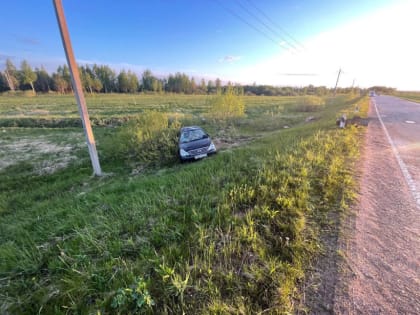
[{"xmin": 334, "ymin": 101, "xmax": 420, "ymax": 314}]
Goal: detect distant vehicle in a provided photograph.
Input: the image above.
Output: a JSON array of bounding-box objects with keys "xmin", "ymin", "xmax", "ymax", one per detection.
[
  {"xmin": 369, "ymin": 90, "xmax": 376, "ymax": 97},
  {"xmin": 178, "ymin": 126, "xmax": 217, "ymax": 161}
]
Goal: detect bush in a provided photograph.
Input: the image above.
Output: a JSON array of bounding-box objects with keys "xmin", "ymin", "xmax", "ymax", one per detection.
[
  {"xmin": 208, "ymin": 86, "xmax": 245, "ymax": 120},
  {"xmin": 105, "ymin": 111, "xmax": 180, "ymax": 166}
]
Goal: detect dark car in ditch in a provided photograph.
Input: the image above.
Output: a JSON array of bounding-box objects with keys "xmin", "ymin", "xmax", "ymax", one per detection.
[{"xmin": 178, "ymin": 126, "xmax": 217, "ymax": 161}]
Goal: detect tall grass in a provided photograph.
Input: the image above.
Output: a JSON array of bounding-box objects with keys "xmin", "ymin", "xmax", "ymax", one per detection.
[
  {"xmin": 395, "ymin": 91, "xmax": 420, "ymax": 103},
  {"xmin": 0, "ymin": 94, "xmax": 366, "ymax": 314},
  {"xmin": 102, "ymin": 110, "xmax": 181, "ymax": 167}
]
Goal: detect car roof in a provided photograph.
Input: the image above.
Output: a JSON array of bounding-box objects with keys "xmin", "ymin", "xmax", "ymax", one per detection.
[{"xmin": 180, "ymin": 126, "xmax": 203, "ymax": 132}]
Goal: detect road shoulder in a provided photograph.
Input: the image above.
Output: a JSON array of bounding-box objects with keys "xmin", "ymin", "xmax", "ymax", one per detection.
[{"xmin": 334, "ymin": 99, "xmax": 420, "ymax": 314}]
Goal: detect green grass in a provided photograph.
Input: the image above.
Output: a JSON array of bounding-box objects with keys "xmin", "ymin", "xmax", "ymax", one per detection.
[
  {"xmin": 0, "ymin": 93, "xmax": 366, "ymax": 314},
  {"xmin": 395, "ymin": 91, "xmax": 420, "ymax": 103}
]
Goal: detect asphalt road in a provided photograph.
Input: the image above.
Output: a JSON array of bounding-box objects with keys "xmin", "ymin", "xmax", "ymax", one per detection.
[{"xmin": 373, "ymin": 95, "xmax": 420, "ymax": 208}]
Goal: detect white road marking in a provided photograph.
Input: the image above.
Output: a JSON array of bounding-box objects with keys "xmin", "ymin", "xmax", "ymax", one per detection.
[
  {"xmin": 405, "ymin": 120, "xmax": 415, "ymax": 124},
  {"xmin": 373, "ymin": 99, "xmax": 420, "ymax": 209}
]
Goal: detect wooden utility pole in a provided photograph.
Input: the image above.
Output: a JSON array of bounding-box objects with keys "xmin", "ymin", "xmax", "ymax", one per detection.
[
  {"xmin": 333, "ymin": 68, "xmax": 341, "ymax": 96},
  {"xmin": 53, "ymin": 0, "xmax": 102, "ymax": 176}
]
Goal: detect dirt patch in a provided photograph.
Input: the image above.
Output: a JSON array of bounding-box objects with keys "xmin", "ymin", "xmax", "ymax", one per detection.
[
  {"xmin": 0, "ymin": 135, "xmax": 83, "ymax": 174},
  {"xmin": 213, "ymin": 135, "xmax": 255, "ymax": 150}
]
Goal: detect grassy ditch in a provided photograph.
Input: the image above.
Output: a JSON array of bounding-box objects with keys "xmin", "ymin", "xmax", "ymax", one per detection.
[{"xmin": 0, "ymin": 94, "xmax": 365, "ymax": 314}]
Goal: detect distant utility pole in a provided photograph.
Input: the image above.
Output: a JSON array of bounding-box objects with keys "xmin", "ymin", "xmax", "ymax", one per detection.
[
  {"xmin": 333, "ymin": 68, "xmax": 342, "ymax": 96},
  {"xmin": 53, "ymin": 0, "xmax": 102, "ymax": 176}
]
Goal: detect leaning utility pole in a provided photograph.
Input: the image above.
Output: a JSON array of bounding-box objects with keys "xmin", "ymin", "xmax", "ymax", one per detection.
[
  {"xmin": 333, "ymin": 68, "xmax": 342, "ymax": 96},
  {"xmin": 53, "ymin": 0, "xmax": 102, "ymax": 176}
]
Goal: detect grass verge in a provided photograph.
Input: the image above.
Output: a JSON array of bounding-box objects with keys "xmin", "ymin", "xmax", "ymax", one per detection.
[{"xmin": 0, "ymin": 95, "xmax": 365, "ymax": 314}]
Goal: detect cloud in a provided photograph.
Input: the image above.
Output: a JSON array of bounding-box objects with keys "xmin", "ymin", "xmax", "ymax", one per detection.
[{"xmin": 219, "ymin": 55, "xmax": 241, "ymax": 63}]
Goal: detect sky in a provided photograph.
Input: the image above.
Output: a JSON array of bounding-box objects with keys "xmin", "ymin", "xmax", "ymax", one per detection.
[{"xmin": 0, "ymin": 0, "xmax": 419, "ymax": 90}]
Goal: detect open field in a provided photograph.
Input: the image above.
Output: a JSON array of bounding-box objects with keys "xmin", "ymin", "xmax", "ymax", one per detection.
[
  {"xmin": 0, "ymin": 93, "xmax": 368, "ymax": 314},
  {"xmin": 395, "ymin": 91, "xmax": 420, "ymax": 104}
]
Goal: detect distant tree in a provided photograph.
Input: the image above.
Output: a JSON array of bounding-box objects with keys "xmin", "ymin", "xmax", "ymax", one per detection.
[
  {"xmin": 151, "ymin": 78, "xmax": 163, "ymax": 93},
  {"xmin": 52, "ymin": 73, "xmax": 66, "ymax": 94},
  {"xmin": 281, "ymin": 86, "xmax": 294, "ymax": 96},
  {"xmin": 199, "ymin": 78, "xmax": 206, "ymax": 94},
  {"xmin": 34, "ymin": 66, "xmax": 51, "ymax": 93},
  {"xmin": 83, "ymin": 65, "xmax": 103, "ymax": 93},
  {"xmin": 190, "ymin": 77, "xmax": 197, "ymax": 94},
  {"xmin": 142, "ymin": 69, "xmax": 153, "ymax": 91},
  {"xmin": 20, "ymin": 60, "xmax": 37, "ymax": 94},
  {"xmin": 215, "ymin": 78, "xmax": 222, "ymax": 93},
  {"xmin": 207, "ymin": 80, "xmax": 215, "ymax": 94},
  {"xmin": 368, "ymin": 86, "xmax": 396, "ymax": 95},
  {"xmin": 315, "ymin": 86, "xmax": 327, "ymax": 96},
  {"xmin": 142, "ymin": 69, "xmax": 162, "ymax": 92},
  {"xmin": 79, "ymin": 65, "xmax": 94, "ymax": 94},
  {"xmin": 0, "ymin": 72, "xmax": 9, "ymax": 92},
  {"xmin": 91, "ymin": 77, "xmax": 103, "ymax": 93},
  {"xmin": 234, "ymin": 84, "xmax": 244, "ymax": 96},
  {"xmin": 55, "ymin": 65, "xmax": 72, "ymax": 93},
  {"xmin": 93, "ymin": 64, "xmax": 116, "ymax": 93},
  {"xmin": 127, "ymin": 71, "xmax": 139, "ymax": 93},
  {"xmin": 163, "ymin": 72, "xmax": 202, "ymax": 93},
  {"xmin": 118, "ymin": 70, "xmax": 130, "ymax": 93},
  {"xmin": 4, "ymin": 59, "xmax": 19, "ymax": 91}
]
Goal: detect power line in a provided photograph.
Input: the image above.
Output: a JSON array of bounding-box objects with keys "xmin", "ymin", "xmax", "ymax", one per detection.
[
  {"xmin": 234, "ymin": 0, "xmax": 299, "ymax": 52},
  {"xmin": 244, "ymin": 0, "xmax": 306, "ymax": 50},
  {"xmin": 213, "ymin": 0, "xmax": 292, "ymax": 51}
]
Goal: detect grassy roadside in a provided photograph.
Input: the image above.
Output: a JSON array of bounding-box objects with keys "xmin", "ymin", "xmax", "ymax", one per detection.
[
  {"xmin": 298, "ymin": 96, "xmax": 369, "ymax": 314},
  {"xmin": 0, "ymin": 94, "xmax": 366, "ymax": 314},
  {"xmin": 394, "ymin": 91, "xmax": 420, "ymax": 103}
]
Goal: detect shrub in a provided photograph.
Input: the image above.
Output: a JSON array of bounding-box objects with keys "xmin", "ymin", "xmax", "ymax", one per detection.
[
  {"xmin": 105, "ymin": 111, "xmax": 180, "ymax": 166},
  {"xmin": 208, "ymin": 86, "xmax": 245, "ymax": 120}
]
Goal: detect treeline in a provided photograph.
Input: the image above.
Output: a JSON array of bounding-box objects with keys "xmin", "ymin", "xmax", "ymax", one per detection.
[
  {"xmin": 0, "ymin": 59, "xmax": 224, "ymax": 95},
  {"xmin": 0, "ymin": 58, "xmax": 391, "ymax": 96},
  {"xmin": 368, "ymin": 86, "xmax": 396, "ymax": 95}
]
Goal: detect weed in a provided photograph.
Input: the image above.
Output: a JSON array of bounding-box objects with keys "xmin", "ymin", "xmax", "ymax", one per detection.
[{"xmin": 111, "ymin": 277, "xmax": 155, "ymax": 312}]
